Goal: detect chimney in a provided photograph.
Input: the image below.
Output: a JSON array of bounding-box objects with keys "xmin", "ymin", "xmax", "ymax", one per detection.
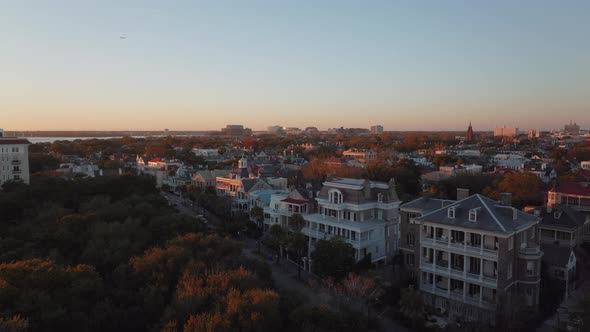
[
  {"xmin": 457, "ymin": 188, "xmax": 470, "ymax": 201},
  {"xmin": 500, "ymin": 192, "xmax": 512, "ymax": 206}
]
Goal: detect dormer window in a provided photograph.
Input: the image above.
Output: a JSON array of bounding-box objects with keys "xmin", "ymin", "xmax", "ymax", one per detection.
[
  {"xmin": 448, "ymin": 207, "xmax": 455, "ymax": 218},
  {"xmin": 469, "ymin": 209, "xmax": 477, "ymax": 222},
  {"xmin": 554, "ymin": 211, "xmax": 562, "ymax": 219},
  {"xmin": 377, "ymin": 193, "xmax": 384, "ymax": 203},
  {"xmin": 329, "ymin": 190, "xmax": 343, "ymax": 204}
]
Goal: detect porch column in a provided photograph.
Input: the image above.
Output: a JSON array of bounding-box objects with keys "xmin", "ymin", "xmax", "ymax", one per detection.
[
  {"xmin": 463, "ymin": 256, "xmax": 468, "ymax": 276},
  {"xmin": 480, "ymin": 234, "xmax": 484, "ymax": 254},
  {"xmin": 480, "ymin": 258, "xmax": 484, "ymax": 280}
]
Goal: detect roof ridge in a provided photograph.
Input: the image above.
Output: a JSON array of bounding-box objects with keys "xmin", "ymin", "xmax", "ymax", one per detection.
[{"xmin": 476, "ymin": 194, "xmax": 507, "ymax": 232}]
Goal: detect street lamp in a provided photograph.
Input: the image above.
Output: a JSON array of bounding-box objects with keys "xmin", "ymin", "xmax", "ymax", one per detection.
[{"xmin": 302, "ymin": 257, "xmax": 308, "ymax": 271}]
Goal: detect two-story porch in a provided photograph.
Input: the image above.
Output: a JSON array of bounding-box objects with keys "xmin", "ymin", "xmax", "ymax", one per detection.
[{"xmin": 303, "ymin": 213, "xmax": 390, "ymax": 263}]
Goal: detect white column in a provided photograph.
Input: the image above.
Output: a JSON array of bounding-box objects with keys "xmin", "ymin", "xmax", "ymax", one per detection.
[
  {"xmin": 480, "ymin": 233, "xmax": 484, "ymax": 254},
  {"xmin": 447, "ymin": 277, "xmax": 451, "ymax": 296},
  {"xmin": 463, "ymin": 282, "xmax": 467, "ymax": 300},
  {"xmin": 463, "ymin": 255, "xmax": 468, "ymax": 276},
  {"xmin": 433, "ymin": 249, "xmax": 437, "ymax": 270},
  {"xmin": 480, "ymin": 258, "xmax": 484, "ymax": 280},
  {"xmin": 479, "ymin": 287, "xmax": 483, "ymax": 304}
]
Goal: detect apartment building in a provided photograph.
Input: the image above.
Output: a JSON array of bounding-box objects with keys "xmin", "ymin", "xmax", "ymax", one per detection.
[
  {"xmin": 302, "ymin": 177, "xmax": 401, "ymax": 264},
  {"xmin": 401, "ymin": 192, "xmax": 542, "ymax": 324},
  {"xmin": 0, "ymin": 130, "xmax": 31, "ymax": 186}
]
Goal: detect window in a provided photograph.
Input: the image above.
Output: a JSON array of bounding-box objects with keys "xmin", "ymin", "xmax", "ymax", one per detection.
[
  {"xmin": 329, "ymin": 190, "xmax": 343, "ymax": 204},
  {"xmin": 375, "ymin": 246, "xmax": 379, "ymax": 254},
  {"xmin": 377, "ymin": 193, "xmax": 384, "ymax": 203},
  {"xmin": 469, "ymin": 257, "xmax": 481, "ymax": 274},
  {"xmin": 406, "ymin": 233, "xmax": 415, "ymax": 246},
  {"xmin": 507, "ymin": 263, "xmax": 513, "ymax": 279},
  {"xmin": 470, "ymin": 233, "xmax": 482, "ymax": 247},
  {"xmin": 469, "ymin": 209, "xmax": 477, "ymax": 222},
  {"xmin": 527, "ymin": 261, "xmax": 535, "ymax": 276},
  {"xmin": 448, "ymin": 207, "xmax": 455, "ymax": 218},
  {"xmin": 508, "ymin": 236, "xmax": 514, "ymax": 250}
]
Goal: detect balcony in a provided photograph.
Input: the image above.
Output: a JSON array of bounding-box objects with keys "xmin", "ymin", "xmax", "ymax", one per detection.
[
  {"xmin": 519, "ymin": 244, "xmax": 542, "ymax": 258},
  {"xmin": 450, "ymin": 290, "xmax": 464, "ymax": 300},
  {"xmin": 12, "ymin": 169, "xmax": 22, "ymax": 174},
  {"xmin": 465, "ymin": 295, "xmax": 480, "ymax": 305},
  {"xmin": 302, "ymin": 228, "xmax": 375, "ymax": 248},
  {"xmin": 11, "ymin": 160, "xmax": 21, "ymax": 165}
]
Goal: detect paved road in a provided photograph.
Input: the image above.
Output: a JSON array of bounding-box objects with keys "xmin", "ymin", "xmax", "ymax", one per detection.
[{"xmin": 161, "ymin": 192, "xmax": 409, "ymax": 332}]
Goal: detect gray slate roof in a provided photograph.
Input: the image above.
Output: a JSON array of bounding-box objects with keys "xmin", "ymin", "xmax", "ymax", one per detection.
[
  {"xmin": 416, "ymin": 194, "xmax": 539, "ymax": 234},
  {"xmin": 401, "ymin": 197, "xmax": 455, "ymax": 214},
  {"xmin": 540, "ymin": 206, "xmax": 589, "ymax": 231}
]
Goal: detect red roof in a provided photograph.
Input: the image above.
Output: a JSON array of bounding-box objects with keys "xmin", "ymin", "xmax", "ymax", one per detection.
[
  {"xmin": 0, "ymin": 139, "xmax": 31, "ymax": 145},
  {"xmin": 282, "ymin": 197, "xmax": 308, "ymax": 204},
  {"xmin": 556, "ymin": 182, "xmax": 590, "ymax": 196}
]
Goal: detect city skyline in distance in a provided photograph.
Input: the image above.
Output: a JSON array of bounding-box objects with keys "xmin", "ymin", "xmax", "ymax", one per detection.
[{"xmin": 1, "ymin": 1, "xmax": 589, "ymax": 131}]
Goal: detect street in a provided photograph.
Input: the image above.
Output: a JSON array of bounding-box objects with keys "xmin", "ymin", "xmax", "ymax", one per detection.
[{"xmin": 161, "ymin": 191, "xmax": 409, "ymax": 332}]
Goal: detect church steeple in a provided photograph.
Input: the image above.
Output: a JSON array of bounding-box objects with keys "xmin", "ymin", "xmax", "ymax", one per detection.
[{"xmin": 466, "ymin": 121, "xmax": 474, "ymax": 141}]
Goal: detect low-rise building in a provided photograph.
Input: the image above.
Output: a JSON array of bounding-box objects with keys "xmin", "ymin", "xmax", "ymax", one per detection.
[
  {"xmin": 342, "ymin": 149, "xmax": 377, "ymax": 165},
  {"xmin": 263, "ymin": 189, "xmax": 311, "ymax": 231},
  {"xmin": 538, "ymin": 206, "xmax": 590, "ymax": 248},
  {"xmin": 191, "ymin": 169, "xmax": 231, "ymax": 188},
  {"xmin": 548, "ymin": 182, "xmax": 590, "ymax": 212},
  {"xmin": 216, "ymin": 158, "xmax": 272, "ymax": 214}
]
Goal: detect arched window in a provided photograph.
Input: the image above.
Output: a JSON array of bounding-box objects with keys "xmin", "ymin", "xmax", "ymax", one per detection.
[
  {"xmin": 377, "ymin": 193, "xmax": 384, "ymax": 203},
  {"xmin": 329, "ymin": 190, "xmax": 343, "ymax": 204}
]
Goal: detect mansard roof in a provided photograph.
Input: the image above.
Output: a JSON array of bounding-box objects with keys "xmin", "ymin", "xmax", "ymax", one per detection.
[{"xmin": 317, "ymin": 177, "xmax": 400, "ymax": 204}]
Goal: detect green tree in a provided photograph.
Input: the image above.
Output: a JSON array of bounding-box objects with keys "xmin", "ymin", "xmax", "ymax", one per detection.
[
  {"xmin": 498, "ymin": 172, "xmax": 544, "ymax": 208},
  {"xmin": 289, "ymin": 213, "xmax": 305, "ymax": 232},
  {"xmin": 311, "ymin": 238, "xmax": 356, "ymax": 280},
  {"xmin": 399, "ymin": 286, "xmax": 424, "ymax": 330},
  {"xmin": 0, "ymin": 259, "xmax": 102, "ymax": 332}
]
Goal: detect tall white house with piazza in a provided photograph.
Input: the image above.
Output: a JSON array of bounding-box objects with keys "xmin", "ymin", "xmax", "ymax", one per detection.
[
  {"xmin": 0, "ymin": 129, "xmax": 31, "ymax": 186},
  {"xmin": 303, "ymin": 177, "xmax": 401, "ymax": 264}
]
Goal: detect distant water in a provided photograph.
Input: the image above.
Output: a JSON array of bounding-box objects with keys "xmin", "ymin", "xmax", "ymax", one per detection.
[{"xmin": 27, "ymin": 136, "xmax": 146, "ymax": 144}]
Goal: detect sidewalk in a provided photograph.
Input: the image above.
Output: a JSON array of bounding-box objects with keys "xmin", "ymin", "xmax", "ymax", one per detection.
[{"xmin": 242, "ymin": 238, "xmax": 409, "ymax": 332}]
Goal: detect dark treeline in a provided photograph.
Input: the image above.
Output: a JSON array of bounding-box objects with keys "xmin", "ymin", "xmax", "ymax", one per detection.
[{"xmin": 0, "ymin": 175, "xmax": 375, "ymax": 332}]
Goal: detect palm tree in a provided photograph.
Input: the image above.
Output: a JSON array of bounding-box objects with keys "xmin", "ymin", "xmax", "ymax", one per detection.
[
  {"xmin": 269, "ymin": 224, "xmax": 286, "ymax": 264},
  {"xmin": 288, "ymin": 232, "xmax": 307, "ymax": 280},
  {"xmin": 288, "ymin": 213, "xmax": 307, "ymax": 279},
  {"xmin": 250, "ymin": 206, "xmax": 264, "ymax": 253}
]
